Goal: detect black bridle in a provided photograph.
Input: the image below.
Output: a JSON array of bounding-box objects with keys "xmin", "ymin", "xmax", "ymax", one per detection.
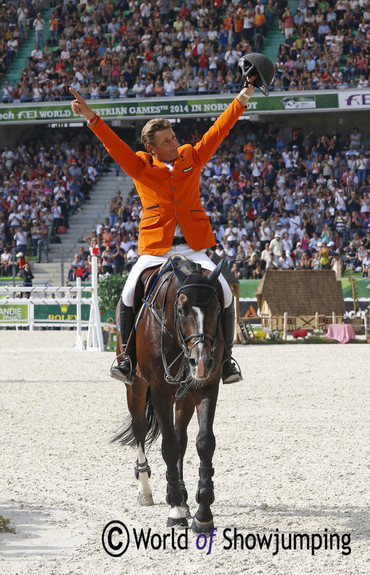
[
  {"xmin": 143, "ymin": 272, "xmax": 221, "ymax": 398},
  {"xmin": 174, "ymin": 283, "xmax": 221, "ymax": 361}
]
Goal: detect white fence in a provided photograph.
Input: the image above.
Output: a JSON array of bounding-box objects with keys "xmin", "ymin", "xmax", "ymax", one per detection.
[{"xmin": 0, "ymin": 256, "xmax": 104, "ymax": 351}]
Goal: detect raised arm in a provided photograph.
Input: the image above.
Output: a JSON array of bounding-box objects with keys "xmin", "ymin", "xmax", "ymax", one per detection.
[{"xmin": 69, "ymin": 86, "xmax": 144, "ymax": 178}]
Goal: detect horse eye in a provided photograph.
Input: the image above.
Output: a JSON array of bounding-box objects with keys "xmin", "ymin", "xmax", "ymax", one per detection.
[{"xmin": 177, "ymin": 306, "xmax": 184, "ymax": 317}]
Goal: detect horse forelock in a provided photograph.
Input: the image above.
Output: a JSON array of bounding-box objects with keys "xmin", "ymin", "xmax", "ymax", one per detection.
[{"xmin": 177, "ymin": 272, "xmax": 219, "ymax": 307}]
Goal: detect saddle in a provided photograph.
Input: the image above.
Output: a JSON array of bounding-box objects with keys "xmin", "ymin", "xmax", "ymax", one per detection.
[
  {"xmin": 133, "ymin": 265, "xmax": 161, "ymax": 315},
  {"xmin": 133, "ymin": 256, "xmax": 224, "ymax": 318}
]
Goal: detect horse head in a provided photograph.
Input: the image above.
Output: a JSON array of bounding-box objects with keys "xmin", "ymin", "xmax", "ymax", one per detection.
[{"xmin": 172, "ymin": 260, "xmax": 223, "ymax": 382}]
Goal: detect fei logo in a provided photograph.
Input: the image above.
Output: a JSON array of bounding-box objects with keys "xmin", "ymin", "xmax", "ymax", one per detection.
[
  {"xmin": 101, "ymin": 521, "xmax": 217, "ymax": 557},
  {"xmin": 338, "ymin": 92, "xmax": 370, "ymax": 109}
]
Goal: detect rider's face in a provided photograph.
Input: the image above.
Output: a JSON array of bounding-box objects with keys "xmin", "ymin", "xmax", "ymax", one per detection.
[{"xmin": 148, "ymin": 128, "xmax": 179, "ymax": 163}]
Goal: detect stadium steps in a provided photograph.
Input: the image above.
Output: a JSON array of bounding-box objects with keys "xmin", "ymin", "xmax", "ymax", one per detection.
[
  {"xmin": 32, "ymin": 167, "xmax": 134, "ymax": 286},
  {"xmin": 262, "ymin": 18, "xmax": 284, "ymax": 65},
  {"xmin": 1, "ymin": 7, "xmax": 54, "ymax": 90},
  {"xmin": 263, "ymin": 0, "xmax": 298, "ymax": 65}
]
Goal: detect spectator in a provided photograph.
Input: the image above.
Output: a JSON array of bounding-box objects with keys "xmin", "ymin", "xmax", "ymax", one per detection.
[
  {"xmin": 20, "ymin": 262, "xmax": 34, "ymax": 297},
  {"xmin": 269, "ymin": 231, "xmax": 284, "ymax": 263},
  {"xmin": 0, "ymin": 247, "xmax": 13, "ymax": 277},
  {"xmin": 125, "ymin": 243, "xmax": 138, "ymax": 271},
  {"xmin": 278, "ymin": 250, "xmax": 294, "ymax": 269},
  {"xmin": 331, "ymin": 250, "xmax": 344, "ymax": 280},
  {"xmin": 33, "ymin": 13, "xmax": 45, "ymax": 49},
  {"xmin": 319, "ymin": 241, "xmax": 331, "ymax": 270},
  {"xmin": 362, "ymin": 250, "xmax": 370, "ymax": 277},
  {"xmin": 266, "ymin": 251, "xmax": 279, "ymax": 270},
  {"xmin": 15, "ymin": 250, "xmax": 29, "ymax": 273},
  {"xmin": 36, "ymin": 219, "xmax": 49, "ymax": 263}
]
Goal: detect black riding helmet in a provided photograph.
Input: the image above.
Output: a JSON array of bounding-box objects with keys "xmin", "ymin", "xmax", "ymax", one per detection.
[{"xmin": 238, "ymin": 53, "xmax": 275, "ymax": 97}]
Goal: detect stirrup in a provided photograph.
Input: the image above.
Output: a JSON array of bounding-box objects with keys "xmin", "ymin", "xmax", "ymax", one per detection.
[
  {"xmin": 109, "ymin": 354, "xmax": 135, "ymax": 384},
  {"xmin": 222, "ymin": 357, "xmax": 243, "ymax": 384}
]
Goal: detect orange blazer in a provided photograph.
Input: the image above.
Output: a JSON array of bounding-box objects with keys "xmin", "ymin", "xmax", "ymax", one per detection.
[{"xmin": 90, "ymin": 98, "xmax": 246, "ymax": 255}]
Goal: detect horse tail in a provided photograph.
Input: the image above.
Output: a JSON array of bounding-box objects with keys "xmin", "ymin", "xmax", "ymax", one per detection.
[
  {"xmin": 111, "ymin": 387, "xmax": 161, "ymax": 448},
  {"xmin": 144, "ymin": 387, "xmax": 161, "ymax": 447}
]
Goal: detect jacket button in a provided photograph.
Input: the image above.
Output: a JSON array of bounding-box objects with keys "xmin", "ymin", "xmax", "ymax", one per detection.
[{"xmin": 172, "ymin": 187, "xmax": 176, "ymax": 191}]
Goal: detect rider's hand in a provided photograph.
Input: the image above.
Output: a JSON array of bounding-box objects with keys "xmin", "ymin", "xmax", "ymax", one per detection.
[
  {"xmin": 69, "ymin": 87, "xmax": 96, "ymax": 122},
  {"xmin": 237, "ymin": 74, "xmax": 257, "ymax": 107}
]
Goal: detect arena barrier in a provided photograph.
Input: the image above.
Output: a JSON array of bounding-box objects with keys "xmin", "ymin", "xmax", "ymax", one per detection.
[{"xmin": 0, "ymin": 255, "xmax": 104, "ymax": 351}]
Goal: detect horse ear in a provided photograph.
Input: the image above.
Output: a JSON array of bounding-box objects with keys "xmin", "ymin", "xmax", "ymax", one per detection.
[
  {"xmin": 172, "ymin": 260, "xmax": 188, "ymax": 287},
  {"xmin": 207, "ymin": 261, "xmax": 223, "ymax": 286}
]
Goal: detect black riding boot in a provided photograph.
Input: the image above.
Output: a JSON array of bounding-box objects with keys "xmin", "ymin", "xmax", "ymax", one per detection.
[
  {"xmin": 110, "ymin": 300, "xmax": 136, "ymax": 384},
  {"xmin": 221, "ymin": 300, "xmax": 243, "ymax": 384}
]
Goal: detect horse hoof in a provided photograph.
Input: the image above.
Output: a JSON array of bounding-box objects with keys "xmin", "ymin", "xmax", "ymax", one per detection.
[
  {"xmin": 137, "ymin": 493, "xmax": 154, "ymax": 506},
  {"xmin": 191, "ymin": 517, "xmax": 214, "ymax": 534},
  {"xmin": 167, "ymin": 516, "xmax": 188, "ymax": 528}
]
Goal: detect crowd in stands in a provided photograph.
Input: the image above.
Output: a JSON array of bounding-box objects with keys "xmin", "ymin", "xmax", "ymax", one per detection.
[
  {"xmin": 0, "ymin": 2, "xmax": 369, "ymax": 284},
  {"xmin": 0, "ymin": 1, "xmax": 45, "ymax": 86},
  {"xmin": 0, "ymin": 126, "xmax": 109, "ymax": 278},
  {"xmin": 1, "ymin": 0, "xmax": 369, "ymax": 103},
  {"xmin": 274, "ymin": 0, "xmax": 369, "ymax": 91},
  {"xmin": 1, "ymin": 118, "xmax": 369, "ymax": 284},
  {"xmin": 71, "ymin": 119, "xmax": 370, "ymax": 282}
]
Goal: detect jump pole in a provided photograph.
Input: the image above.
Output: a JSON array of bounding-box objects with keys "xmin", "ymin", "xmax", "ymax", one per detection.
[
  {"xmin": 86, "ymin": 253, "xmax": 104, "ymax": 352},
  {"xmin": 74, "ymin": 272, "xmax": 85, "ymax": 350}
]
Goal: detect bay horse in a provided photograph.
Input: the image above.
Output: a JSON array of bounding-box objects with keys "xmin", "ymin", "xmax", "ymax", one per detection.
[{"xmin": 112, "ymin": 256, "xmax": 225, "ymax": 533}]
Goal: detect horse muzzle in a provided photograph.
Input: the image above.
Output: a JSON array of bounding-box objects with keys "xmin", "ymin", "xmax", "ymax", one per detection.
[{"xmin": 188, "ymin": 352, "xmax": 214, "ymax": 381}]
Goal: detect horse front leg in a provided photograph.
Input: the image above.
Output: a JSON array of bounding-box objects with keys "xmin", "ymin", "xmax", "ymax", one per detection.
[
  {"xmin": 175, "ymin": 397, "xmax": 195, "ymax": 519},
  {"xmin": 153, "ymin": 395, "xmax": 189, "ymax": 528},
  {"xmin": 192, "ymin": 387, "xmax": 218, "ymax": 534}
]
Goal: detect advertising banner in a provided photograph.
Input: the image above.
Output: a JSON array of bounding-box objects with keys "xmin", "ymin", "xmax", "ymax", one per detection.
[
  {"xmin": 338, "ymin": 91, "xmax": 370, "ymax": 110},
  {"xmin": 0, "ymin": 303, "xmax": 28, "ymax": 323},
  {"xmin": 33, "ymin": 303, "xmax": 90, "ymax": 322},
  {"xmin": 0, "ymin": 91, "xmax": 345, "ymax": 124},
  {"xmin": 239, "ymin": 278, "xmax": 370, "ymax": 299}
]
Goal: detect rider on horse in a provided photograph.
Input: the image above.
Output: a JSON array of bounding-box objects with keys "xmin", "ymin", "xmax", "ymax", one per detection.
[{"xmin": 70, "ymin": 54, "xmax": 275, "ymax": 385}]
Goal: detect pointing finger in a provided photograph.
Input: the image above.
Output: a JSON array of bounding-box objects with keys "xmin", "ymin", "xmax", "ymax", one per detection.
[{"xmin": 69, "ymin": 87, "xmax": 81, "ymax": 101}]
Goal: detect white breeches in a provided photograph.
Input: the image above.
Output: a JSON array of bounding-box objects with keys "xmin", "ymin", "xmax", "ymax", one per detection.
[{"xmin": 121, "ymin": 244, "xmax": 233, "ymax": 308}]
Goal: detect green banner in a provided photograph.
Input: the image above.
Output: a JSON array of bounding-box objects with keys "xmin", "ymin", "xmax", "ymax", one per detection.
[
  {"xmin": 33, "ymin": 303, "xmax": 90, "ymax": 321},
  {"xmin": 341, "ymin": 278, "xmax": 370, "ymax": 299},
  {"xmin": 0, "ymin": 91, "xmax": 347, "ymax": 124},
  {"xmin": 101, "ymin": 309, "xmax": 115, "ymax": 324},
  {"xmin": 0, "ymin": 303, "xmax": 28, "ymax": 323},
  {"xmin": 239, "ymin": 277, "xmax": 370, "ymax": 299}
]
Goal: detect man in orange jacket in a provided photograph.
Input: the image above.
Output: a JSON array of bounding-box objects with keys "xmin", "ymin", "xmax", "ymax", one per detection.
[{"xmin": 70, "ymin": 80, "xmax": 256, "ymax": 385}]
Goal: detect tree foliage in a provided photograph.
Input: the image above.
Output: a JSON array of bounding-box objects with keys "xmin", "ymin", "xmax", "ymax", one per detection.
[{"xmin": 98, "ymin": 273, "xmax": 127, "ymax": 313}]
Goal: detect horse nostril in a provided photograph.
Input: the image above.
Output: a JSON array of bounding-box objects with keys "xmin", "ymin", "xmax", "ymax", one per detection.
[{"xmin": 189, "ymin": 355, "xmax": 215, "ymax": 379}]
